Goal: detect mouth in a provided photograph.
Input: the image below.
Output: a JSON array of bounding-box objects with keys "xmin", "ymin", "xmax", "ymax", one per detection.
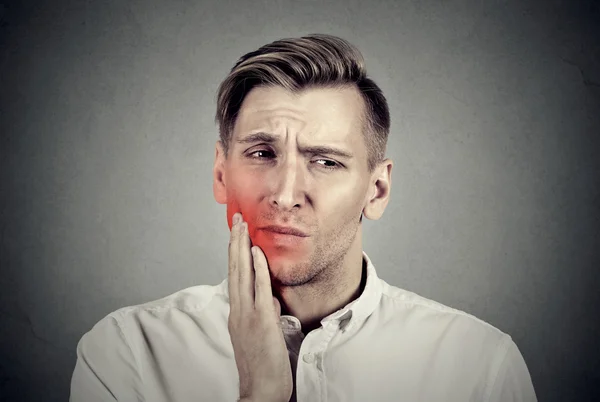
[{"xmin": 259, "ymin": 225, "xmax": 310, "ymax": 237}]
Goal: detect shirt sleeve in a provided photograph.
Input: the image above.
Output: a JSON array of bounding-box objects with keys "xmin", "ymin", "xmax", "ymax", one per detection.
[
  {"xmin": 70, "ymin": 314, "xmax": 142, "ymax": 402},
  {"xmin": 487, "ymin": 336, "xmax": 537, "ymax": 402}
]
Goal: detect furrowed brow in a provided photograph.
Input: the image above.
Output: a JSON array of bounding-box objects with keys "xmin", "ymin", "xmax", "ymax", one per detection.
[
  {"xmin": 236, "ymin": 132, "xmax": 278, "ymax": 144},
  {"xmin": 237, "ymin": 132, "xmax": 353, "ymax": 159},
  {"xmin": 300, "ymin": 145, "xmax": 353, "ymax": 159}
]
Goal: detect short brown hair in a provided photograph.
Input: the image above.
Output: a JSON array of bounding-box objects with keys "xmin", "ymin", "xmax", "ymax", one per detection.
[{"xmin": 215, "ymin": 34, "xmax": 390, "ymax": 172}]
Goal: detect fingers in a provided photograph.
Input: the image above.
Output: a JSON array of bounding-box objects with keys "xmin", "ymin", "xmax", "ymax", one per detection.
[
  {"xmin": 229, "ymin": 212, "xmax": 257, "ymax": 316},
  {"xmin": 228, "ymin": 213, "xmax": 242, "ymax": 313},
  {"xmin": 229, "ymin": 213, "xmax": 275, "ymax": 317},
  {"xmin": 251, "ymin": 246, "xmax": 276, "ymax": 314},
  {"xmin": 272, "ymin": 296, "xmax": 282, "ymax": 317},
  {"xmin": 238, "ymin": 219, "xmax": 255, "ymax": 312}
]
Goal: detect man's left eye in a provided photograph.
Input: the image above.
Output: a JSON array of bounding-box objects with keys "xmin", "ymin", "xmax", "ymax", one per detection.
[{"xmin": 315, "ymin": 159, "xmax": 338, "ymax": 169}]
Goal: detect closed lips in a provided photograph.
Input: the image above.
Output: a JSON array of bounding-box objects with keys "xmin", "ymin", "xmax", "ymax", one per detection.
[{"xmin": 260, "ymin": 226, "xmax": 309, "ymax": 237}]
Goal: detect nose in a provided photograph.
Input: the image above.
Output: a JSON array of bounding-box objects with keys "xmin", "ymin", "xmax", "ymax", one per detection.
[{"xmin": 268, "ymin": 156, "xmax": 306, "ymax": 211}]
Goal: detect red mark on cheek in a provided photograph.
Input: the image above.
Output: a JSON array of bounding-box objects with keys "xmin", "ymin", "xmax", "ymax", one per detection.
[
  {"xmin": 226, "ymin": 203, "xmax": 309, "ymax": 263},
  {"xmin": 227, "ymin": 203, "xmax": 253, "ymax": 226},
  {"xmin": 226, "ymin": 202, "xmax": 261, "ymax": 243}
]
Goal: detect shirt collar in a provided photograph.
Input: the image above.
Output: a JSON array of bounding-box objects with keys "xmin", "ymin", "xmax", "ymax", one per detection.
[
  {"xmin": 317, "ymin": 250, "xmax": 382, "ymax": 329},
  {"xmin": 219, "ymin": 250, "xmax": 383, "ymax": 330}
]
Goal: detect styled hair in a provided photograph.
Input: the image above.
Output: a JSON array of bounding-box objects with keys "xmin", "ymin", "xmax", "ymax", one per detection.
[{"xmin": 215, "ymin": 33, "xmax": 390, "ymax": 172}]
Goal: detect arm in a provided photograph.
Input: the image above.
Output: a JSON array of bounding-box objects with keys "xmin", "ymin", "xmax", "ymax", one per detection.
[
  {"xmin": 487, "ymin": 337, "xmax": 537, "ymax": 402},
  {"xmin": 70, "ymin": 314, "xmax": 141, "ymax": 402}
]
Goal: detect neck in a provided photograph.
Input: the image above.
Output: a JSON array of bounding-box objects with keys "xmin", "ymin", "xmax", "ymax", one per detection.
[{"xmin": 274, "ymin": 235, "xmax": 367, "ymax": 334}]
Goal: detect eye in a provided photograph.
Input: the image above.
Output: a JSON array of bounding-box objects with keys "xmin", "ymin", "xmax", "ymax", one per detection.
[
  {"xmin": 313, "ymin": 159, "xmax": 340, "ymax": 170},
  {"xmin": 247, "ymin": 149, "xmax": 341, "ymax": 170},
  {"xmin": 248, "ymin": 149, "xmax": 276, "ymax": 159}
]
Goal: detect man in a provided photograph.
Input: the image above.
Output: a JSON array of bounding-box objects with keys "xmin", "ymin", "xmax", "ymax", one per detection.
[{"xmin": 70, "ymin": 34, "xmax": 537, "ymax": 402}]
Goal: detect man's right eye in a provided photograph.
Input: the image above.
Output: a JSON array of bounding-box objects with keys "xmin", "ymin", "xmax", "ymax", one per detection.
[{"xmin": 248, "ymin": 150, "xmax": 275, "ymax": 159}]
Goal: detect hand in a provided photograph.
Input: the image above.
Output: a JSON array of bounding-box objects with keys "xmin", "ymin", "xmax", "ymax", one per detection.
[{"xmin": 228, "ymin": 213, "xmax": 293, "ymax": 402}]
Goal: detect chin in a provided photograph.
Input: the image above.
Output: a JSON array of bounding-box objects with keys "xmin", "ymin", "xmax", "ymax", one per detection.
[
  {"xmin": 269, "ymin": 258, "xmax": 321, "ymax": 288},
  {"xmin": 263, "ymin": 247, "xmax": 305, "ymax": 263}
]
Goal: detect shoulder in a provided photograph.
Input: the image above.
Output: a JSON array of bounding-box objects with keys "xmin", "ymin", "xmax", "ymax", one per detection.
[
  {"xmin": 71, "ymin": 281, "xmax": 230, "ymax": 399},
  {"xmin": 378, "ymin": 279, "xmax": 508, "ymax": 341},
  {"xmin": 375, "ymin": 278, "xmax": 515, "ymax": 380},
  {"xmin": 82, "ymin": 280, "xmax": 230, "ymax": 347},
  {"xmin": 109, "ymin": 280, "xmax": 229, "ymax": 323},
  {"xmin": 375, "ymin": 280, "xmax": 537, "ymax": 399}
]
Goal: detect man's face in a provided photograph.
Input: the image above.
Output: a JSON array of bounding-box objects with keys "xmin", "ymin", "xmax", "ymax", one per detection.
[{"xmin": 214, "ymin": 85, "xmax": 374, "ymax": 287}]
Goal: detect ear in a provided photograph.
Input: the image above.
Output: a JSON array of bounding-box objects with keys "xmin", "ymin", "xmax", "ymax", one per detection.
[
  {"xmin": 362, "ymin": 159, "xmax": 393, "ymax": 220},
  {"xmin": 213, "ymin": 141, "xmax": 228, "ymax": 205}
]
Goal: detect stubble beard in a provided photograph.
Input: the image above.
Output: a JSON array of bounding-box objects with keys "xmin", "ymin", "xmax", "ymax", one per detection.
[{"xmin": 270, "ymin": 219, "xmax": 360, "ymax": 290}]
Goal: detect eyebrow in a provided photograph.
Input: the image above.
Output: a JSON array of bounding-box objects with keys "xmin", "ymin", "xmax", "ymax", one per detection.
[{"xmin": 236, "ymin": 132, "xmax": 354, "ymax": 159}]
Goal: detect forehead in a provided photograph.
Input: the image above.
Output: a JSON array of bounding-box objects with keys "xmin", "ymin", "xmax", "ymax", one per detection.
[{"xmin": 233, "ymin": 85, "xmax": 366, "ymax": 145}]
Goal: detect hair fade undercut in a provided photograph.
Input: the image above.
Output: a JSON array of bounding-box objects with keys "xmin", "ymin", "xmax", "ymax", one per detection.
[{"xmin": 215, "ymin": 33, "xmax": 390, "ymax": 172}]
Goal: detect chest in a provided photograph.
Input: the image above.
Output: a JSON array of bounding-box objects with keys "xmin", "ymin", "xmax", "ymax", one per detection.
[
  {"xmin": 291, "ymin": 334, "xmax": 486, "ymax": 402},
  {"xmin": 138, "ymin": 329, "xmax": 487, "ymax": 402}
]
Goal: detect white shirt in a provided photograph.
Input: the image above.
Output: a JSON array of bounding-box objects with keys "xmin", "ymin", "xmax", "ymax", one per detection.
[{"xmin": 70, "ymin": 251, "xmax": 537, "ymax": 402}]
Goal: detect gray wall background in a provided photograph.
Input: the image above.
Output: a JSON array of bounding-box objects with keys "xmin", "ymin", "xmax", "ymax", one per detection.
[{"xmin": 1, "ymin": 0, "xmax": 598, "ymax": 401}]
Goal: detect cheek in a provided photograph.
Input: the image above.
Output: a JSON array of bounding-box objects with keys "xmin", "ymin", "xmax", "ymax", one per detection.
[
  {"xmin": 318, "ymin": 191, "xmax": 364, "ymax": 229},
  {"xmin": 225, "ymin": 174, "xmax": 265, "ymax": 231}
]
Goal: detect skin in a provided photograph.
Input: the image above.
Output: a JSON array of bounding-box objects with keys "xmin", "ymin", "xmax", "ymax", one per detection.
[
  {"xmin": 228, "ymin": 214, "xmax": 293, "ymax": 402},
  {"xmin": 213, "ymin": 85, "xmax": 393, "ymax": 334}
]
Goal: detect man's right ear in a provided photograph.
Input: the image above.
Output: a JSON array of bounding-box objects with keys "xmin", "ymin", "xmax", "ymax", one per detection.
[{"xmin": 213, "ymin": 141, "xmax": 227, "ymax": 205}]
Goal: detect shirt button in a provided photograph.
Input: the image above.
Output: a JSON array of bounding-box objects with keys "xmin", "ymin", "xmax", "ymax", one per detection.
[{"xmin": 302, "ymin": 353, "xmax": 315, "ymax": 363}]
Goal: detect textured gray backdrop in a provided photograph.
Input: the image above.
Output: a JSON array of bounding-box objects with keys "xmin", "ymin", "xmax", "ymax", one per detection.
[{"xmin": 1, "ymin": 0, "xmax": 599, "ymax": 401}]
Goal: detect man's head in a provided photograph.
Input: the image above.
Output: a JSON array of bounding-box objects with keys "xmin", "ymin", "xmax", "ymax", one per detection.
[{"xmin": 213, "ymin": 34, "xmax": 392, "ymax": 287}]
